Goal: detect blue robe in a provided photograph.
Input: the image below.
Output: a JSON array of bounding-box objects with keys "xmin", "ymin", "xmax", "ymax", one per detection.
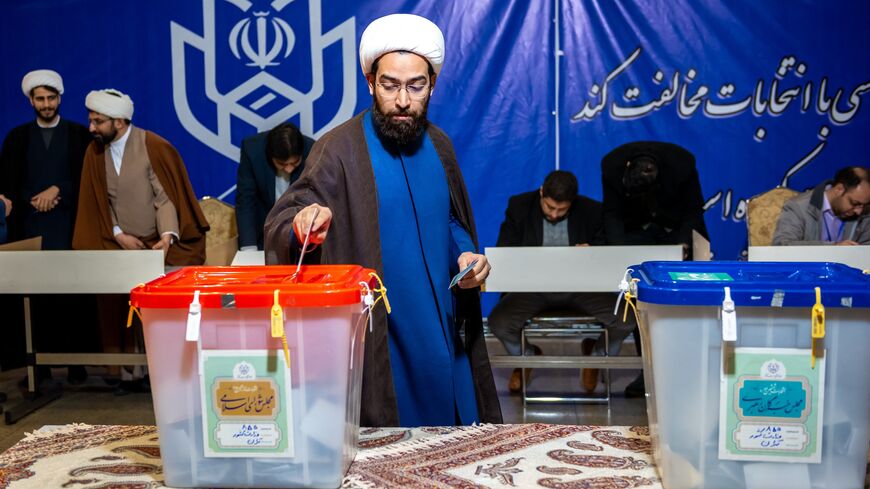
[{"xmin": 363, "ymin": 113, "xmax": 479, "ymax": 426}]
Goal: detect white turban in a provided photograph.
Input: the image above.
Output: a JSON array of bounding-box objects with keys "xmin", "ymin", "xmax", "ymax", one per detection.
[
  {"xmin": 21, "ymin": 69, "xmax": 64, "ymax": 97},
  {"xmin": 85, "ymin": 89, "xmax": 134, "ymax": 120},
  {"xmin": 358, "ymin": 14, "xmax": 445, "ymax": 75}
]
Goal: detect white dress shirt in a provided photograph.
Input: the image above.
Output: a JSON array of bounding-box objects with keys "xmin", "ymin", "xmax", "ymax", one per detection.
[{"xmin": 110, "ymin": 126, "xmax": 133, "ymax": 237}]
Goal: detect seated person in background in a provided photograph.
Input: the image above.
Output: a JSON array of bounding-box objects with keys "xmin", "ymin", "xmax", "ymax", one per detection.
[
  {"xmin": 488, "ymin": 170, "xmax": 636, "ymax": 394},
  {"xmin": 601, "ymin": 141, "xmax": 708, "ymax": 397},
  {"xmin": 772, "ymin": 166, "xmax": 870, "ymax": 246},
  {"xmin": 601, "ymin": 141, "xmax": 708, "ymax": 258},
  {"xmin": 237, "ymin": 122, "xmax": 314, "ymax": 250}
]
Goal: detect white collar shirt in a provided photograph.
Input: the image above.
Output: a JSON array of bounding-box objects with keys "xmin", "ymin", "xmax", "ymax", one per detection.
[{"xmin": 108, "ymin": 124, "xmax": 133, "ymax": 175}]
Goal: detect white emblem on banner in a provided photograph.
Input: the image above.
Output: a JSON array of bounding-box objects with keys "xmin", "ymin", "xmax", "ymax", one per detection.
[{"xmin": 170, "ymin": 0, "xmax": 356, "ymax": 198}]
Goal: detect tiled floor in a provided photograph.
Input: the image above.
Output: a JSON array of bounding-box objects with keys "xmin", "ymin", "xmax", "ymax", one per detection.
[{"xmin": 0, "ymin": 337, "xmax": 648, "ymax": 452}]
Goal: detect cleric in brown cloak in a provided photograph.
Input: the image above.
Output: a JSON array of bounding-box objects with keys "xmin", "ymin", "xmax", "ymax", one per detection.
[
  {"xmin": 264, "ymin": 14, "xmax": 502, "ymax": 427},
  {"xmin": 73, "ymin": 88, "xmax": 209, "ymax": 394},
  {"xmin": 73, "ymin": 89, "xmax": 208, "ymax": 265}
]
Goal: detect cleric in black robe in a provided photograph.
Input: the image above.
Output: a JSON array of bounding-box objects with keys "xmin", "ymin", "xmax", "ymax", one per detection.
[
  {"xmin": 264, "ymin": 15, "xmax": 501, "ymax": 427},
  {"xmin": 0, "ymin": 70, "xmax": 91, "ymax": 249},
  {"xmin": 0, "ymin": 70, "xmax": 96, "ymax": 383}
]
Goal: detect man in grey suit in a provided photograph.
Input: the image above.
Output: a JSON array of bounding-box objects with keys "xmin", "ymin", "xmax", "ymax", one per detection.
[{"xmin": 773, "ymin": 166, "xmax": 870, "ymax": 246}]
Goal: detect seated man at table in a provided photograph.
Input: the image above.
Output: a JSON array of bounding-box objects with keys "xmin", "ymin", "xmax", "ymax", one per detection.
[
  {"xmin": 772, "ymin": 166, "xmax": 870, "ymax": 246},
  {"xmin": 488, "ymin": 170, "xmax": 635, "ymax": 394},
  {"xmin": 237, "ymin": 122, "xmax": 315, "ymax": 250},
  {"xmin": 601, "ymin": 141, "xmax": 708, "ymax": 397}
]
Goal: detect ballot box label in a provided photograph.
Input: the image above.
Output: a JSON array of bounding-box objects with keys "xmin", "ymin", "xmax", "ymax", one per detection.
[
  {"xmin": 719, "ymin": 347, "xmax": 824, "ymax": 463},
  {"xmin": 668, "ymin": 271, "xmax": 734, "ymax": 281},
  {"xmin": 200, "ymin": 350, "xmax": 295, "ymax": 458}
]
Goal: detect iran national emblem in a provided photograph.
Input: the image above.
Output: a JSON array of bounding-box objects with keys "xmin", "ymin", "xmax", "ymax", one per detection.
[{"xmin": 171, "ymin": 0, "xmax": 356, "ymax": 194}]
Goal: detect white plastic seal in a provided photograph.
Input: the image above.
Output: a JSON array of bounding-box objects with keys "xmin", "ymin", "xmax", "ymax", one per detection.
[
  {"xmin": 186, "ymin": 290, "xmax": 202, "ymax": 342},
  {"xmin": 721, "ymin": 286, "xmax": 737, "ymax": 342}
]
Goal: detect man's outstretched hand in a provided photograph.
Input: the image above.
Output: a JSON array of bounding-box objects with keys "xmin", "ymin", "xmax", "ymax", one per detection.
[{"xmin": 456, "ymin": 251, "xmax": 490, "ymax": 289}]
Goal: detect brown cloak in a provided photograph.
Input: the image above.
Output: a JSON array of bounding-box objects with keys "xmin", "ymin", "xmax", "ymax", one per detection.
[
  {"xmin": 265, "ymin": 111, "xmax": 502, "ymax": 427},
  {"xmin": 73, "ymin": 129, "xmax": 209, "ymax": 265}
]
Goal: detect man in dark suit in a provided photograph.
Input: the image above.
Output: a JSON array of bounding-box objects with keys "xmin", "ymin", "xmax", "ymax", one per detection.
[
  {"xmin": 236, "ymin": 122, "xmax": 314, "ymax": 250},
  {"xmin": 489, "ymin": 170, "xmax": 636, "ymax": 393}
]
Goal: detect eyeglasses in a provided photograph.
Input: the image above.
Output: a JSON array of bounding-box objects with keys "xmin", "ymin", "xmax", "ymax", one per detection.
[{"xmin": 376, "ymin": 82, "xmax": 430, "ymax": 99}]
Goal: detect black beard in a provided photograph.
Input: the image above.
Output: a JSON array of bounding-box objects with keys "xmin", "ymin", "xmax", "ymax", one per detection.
[
  {"xmin": 92, "ymin": 127, "xmax": 117, "ymax": 145},
  {"xmin": 371, "ymin": 98, "xmax": 429, "ymax": 149},
  {"xmin": 33, "ymin": 106, "xmax": 57, "ymax": 124}
]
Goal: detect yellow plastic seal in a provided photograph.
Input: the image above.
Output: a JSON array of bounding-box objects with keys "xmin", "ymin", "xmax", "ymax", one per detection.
[
  {"xmin": 126, "ymin": 302, "xmax": 143, "ymax": 328},
  {"xmin": 270, "ymin": 289, "xmax": 284, "ymax": 338},
  {"xmin": 811, "ymin": 287, "xmax": 825, "ymax": 369},
  {"xmin": 280, "ymin": 335, "xmax": 291, "ymax": 368},
  {"xmin": 622, "ymin": 278, "xmax": 641, "ymax": 325},
  {"xmin": 368, "ymin": 272, "xmax": 392, "ymax": 314},
  {"xmin": 270, "ymin": 289, "xmax": 291, "ymax": 367},
  {"xmin": 126, "ymin": 283, "xmax": 146, "ymax": 328}
]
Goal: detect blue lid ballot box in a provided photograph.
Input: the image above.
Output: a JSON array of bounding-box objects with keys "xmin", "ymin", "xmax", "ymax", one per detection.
[{"xmin": 628, "ymin": 261, "xmax": 870, "ymax": 489}]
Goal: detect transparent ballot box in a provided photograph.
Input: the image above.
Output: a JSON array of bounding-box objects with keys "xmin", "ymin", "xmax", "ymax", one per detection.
[
  {"xmin": 627, "ymin": 261, "xmax": 870, "ymax": 489},
  {"xmin": 130, "ymin": 265, "xmax": 375, "ymax": 488}
]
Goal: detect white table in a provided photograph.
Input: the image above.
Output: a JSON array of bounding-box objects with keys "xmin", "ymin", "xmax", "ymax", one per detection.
[
  {"xmin": 0, "ymin": 250, "xmax": 164, "ymax": 423},
  {"xmin": 748, "ymin": 245, "xmax": 870, "ymax": 271},
  {"xmin": 230, "ymin": 250, "xmax": 265, "ymax": 266},
  {"xmin": 483, "ymin": 245, "xmax": 683, "ymax": 380},
  {"xmin": 484, "ymin": 245, "xmax": 684, "ymax": 292}
]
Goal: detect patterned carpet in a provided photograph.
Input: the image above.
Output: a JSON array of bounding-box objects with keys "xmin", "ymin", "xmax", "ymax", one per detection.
[
  {"xmin": 350, "ymin": 424, "xmax": 657, "ymax": 488},
  {"xmin": 0, "ymin": 423, "xmax": 661, "ymax": 488},
  {"xmin": 1, "ymin": 423, "xmax": 868, "ymax": 488}
]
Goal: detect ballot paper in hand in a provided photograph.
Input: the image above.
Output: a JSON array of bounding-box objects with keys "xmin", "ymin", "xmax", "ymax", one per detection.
[{"xmin": 449, "ymin": 260, "xmax": 478, "ymax": 289}]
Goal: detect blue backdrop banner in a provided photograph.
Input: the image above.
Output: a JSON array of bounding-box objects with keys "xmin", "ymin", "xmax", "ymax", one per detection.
[
  {"xmin": 1, "ymin": 0, "xmax": 867, "ymax": 267},
  {"xmin": 559, "ymin": 1, "xmax": 870, "ymax": 259}
]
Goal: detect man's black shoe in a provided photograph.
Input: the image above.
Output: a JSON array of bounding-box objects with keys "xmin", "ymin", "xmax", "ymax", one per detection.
[{"xmin": 624, "ymin": 372, "xmax": 646, "ymax": 398}]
